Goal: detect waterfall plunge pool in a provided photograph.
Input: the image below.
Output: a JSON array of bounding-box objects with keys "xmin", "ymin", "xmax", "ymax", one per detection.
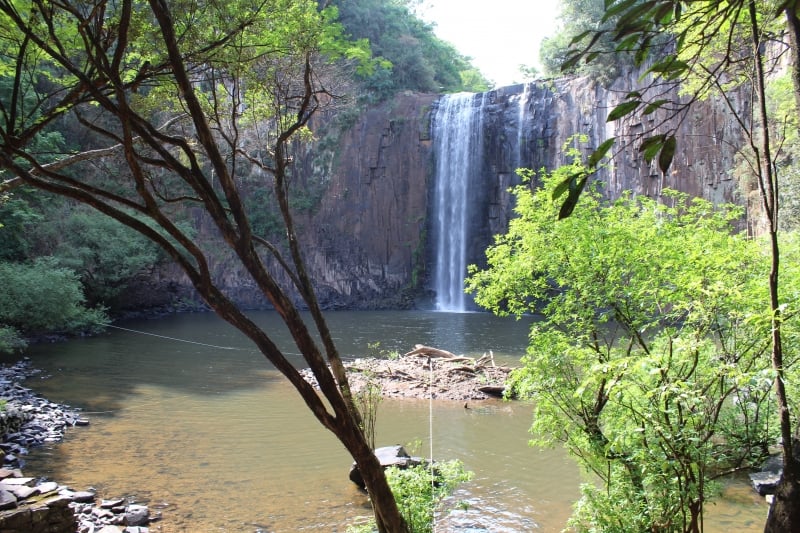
[{"xmin": 7, "ymin": 311, "xmax": 768, "ymax": 531}]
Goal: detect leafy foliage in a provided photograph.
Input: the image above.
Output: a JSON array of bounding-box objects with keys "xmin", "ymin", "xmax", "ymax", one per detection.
[
  {"xmin": 467, "ymin": 169, "xmax": 783, "ymax": 530},
  {"xmin": 49, "ymin": 207, "xmax": 162, "ymax": 307},
  {"xmin": 540, "ymin": 0, "xmax": 635, "ymax": 83},
  {"xmin": 552, "ymin": 1, "xmax": 797, "ymax": 216},
  {"xmin": 0, "ymin": 325, "xmax": 26, "ymax": 354},
  {"xmin": 0, "ymin": 1, "xmax": 414, "ymax": 528},
  {"xmin": 0, "ymin": 257, "xmax": 107, "ymax": 335},
  {"xmin": 333, "ymin": 0, "xmax": 490, "ymax": 99},
  {"xmin": 348, "ymin": 460, "xmax": 473, "ymax": 533}
]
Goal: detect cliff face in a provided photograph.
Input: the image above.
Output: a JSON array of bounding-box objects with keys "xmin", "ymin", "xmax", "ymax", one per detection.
[
  {"xmin": 440, "ymin": 74, "xmax": 749, "ymax": 290},
  {"xmin": 299, "ymin": 92, "xmax": 438, "ymax": 308},
  {"xmin": 132, "ymin": 74, "xmax": 750, "ymax": 311}
]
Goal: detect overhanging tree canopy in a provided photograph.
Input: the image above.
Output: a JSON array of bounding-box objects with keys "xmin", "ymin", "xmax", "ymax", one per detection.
[{"xmin": 0, "ymin": 0, "xmax": 408, "ymax": 531}]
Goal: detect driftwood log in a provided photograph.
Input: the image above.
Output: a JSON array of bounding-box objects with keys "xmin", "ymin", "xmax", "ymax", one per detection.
[{"xmin": 404, "ymin": 344, "xmax": 471, "ymax": 362}]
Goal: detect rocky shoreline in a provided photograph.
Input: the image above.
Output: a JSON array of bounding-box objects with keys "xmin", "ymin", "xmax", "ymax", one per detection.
[{"xmin": 0, "ymin": 359, "xmax": 158, "ymax": 533}]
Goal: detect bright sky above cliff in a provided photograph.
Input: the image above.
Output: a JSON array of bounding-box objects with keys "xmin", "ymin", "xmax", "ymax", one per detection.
[{"xmin": 418, "ymin": 0, "xmax": 561, "ymax": 88}]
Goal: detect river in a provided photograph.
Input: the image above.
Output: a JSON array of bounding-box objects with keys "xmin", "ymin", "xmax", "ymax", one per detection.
[{"xmin": 4, "ymin": 311, "xmax": 768, "ymax": 531}]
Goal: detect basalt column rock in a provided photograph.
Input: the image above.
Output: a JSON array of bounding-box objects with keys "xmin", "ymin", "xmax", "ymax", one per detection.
[
  {"xmin": 426, "ymin": 76, "xmax": 750, "ymax": 309},
  {"xmin": 300, "ymin": 92, "xmax": 438, "ymax": 309},
  {"xmin": 123, "ymin": 72, "xmax": 751, "ymax": 312}
]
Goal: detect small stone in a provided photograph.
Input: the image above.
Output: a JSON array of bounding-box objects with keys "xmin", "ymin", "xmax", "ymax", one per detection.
[
  {"xmin": 70, "ymin": 490, "xmax": 97, "ymax": 503},
  {"xmin": 42, "ymin": 494, "xmax": 74, "ymax": 507},
  {"xmin": 92, "ymin": 507, "xmax": 115, "ymax": 519},
  {"xmin": 750, "ymin": 471, "xmax": 781, "ymax": 496},
  {"xmin": 100, "ymin": 498, "xmax": 125, "ymax": 508},
  {"xmin": 36, "ymin": 481, "xmax": 59, "ymax": 493},
  {"xmin": 5, "ymin": 484, "xmax": 37, "ymax": 499},
  {"xmin": 97, "ymin": 526, "xmax": 124, "ymax": 533},
  {"xmin": 124, "ymin": 504, "xmax": 149, "ymax": 526},
  {"xmin": 0, "ymin": 489, "xmax": 17, "ymax": 510},
  {"xmin": 0, "ymin": 476, "xmax": 33, "ymax": 485}
]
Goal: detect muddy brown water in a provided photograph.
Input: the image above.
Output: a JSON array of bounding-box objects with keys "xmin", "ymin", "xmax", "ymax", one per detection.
[{"xmin": 4, "ymin": 311, "xmax": 767, "ymax": 531}]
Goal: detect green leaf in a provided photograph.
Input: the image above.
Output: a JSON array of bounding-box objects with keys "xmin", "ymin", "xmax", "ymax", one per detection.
[
  {"xmin": 658, "ymin": 135, "xmax": 677, "ymax": 174},
  {"xmin": 616, "ymin": 34, "xmax": 641, "ymax": 52},
  {"xmin": 568, "ymin": 30, "xmax": 593, "ymax": 47},
  {"xmin": 551, "ymin": 175, "xmax": 574, "ymax": 201},
  {"xmin": 634, "ymin": 43, "xmax": 650, "ymax": 66},
  {"xmin": 607, "ymin": 100, "xmax": 640, "ymax": 122},
  {"xmin": 561, "ymin": 52, "xmax": 583, "ymax": 72},
  {"xmin": 603, "ymin": 0, "xmax": 643, "ymax": 23},
  {"xmin": 558, "ymin": 175, "xmax": 589, "ymax": 220},
  {"xmin": 647, "ymin": 57, "xmax": 689, "ymax": 80},
  {"xmin": 617, "ymin": 0, "xmax": 659, "ymax": 26},
  {"xmin": 655, "ymin": 3, "xmax": 674, "ymax": 25},
  {"xmin": 588, "ymin": 138, "xmax": 616, "ymax": 168},
  {"xmin": 640, "ymin": 134, "xmax": 666, "ymax": 162},
  {"xmin": 643, "ymin": 99, "xmax": 669, "ymax": 115}
]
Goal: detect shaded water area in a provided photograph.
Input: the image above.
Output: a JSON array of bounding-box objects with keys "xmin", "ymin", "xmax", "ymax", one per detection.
[{"xmin": 4, "ymin": 311, "xmax": 768, "ymax": 531}]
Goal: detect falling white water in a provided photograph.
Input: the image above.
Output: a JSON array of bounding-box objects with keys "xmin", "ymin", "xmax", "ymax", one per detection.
[
  {"xmin": 516, "ymin": 83, "xmax": 531, "ymax": 170},
  {"xmin": 431, "ymin": 92, "xmax": 485, "ymax": 312}
]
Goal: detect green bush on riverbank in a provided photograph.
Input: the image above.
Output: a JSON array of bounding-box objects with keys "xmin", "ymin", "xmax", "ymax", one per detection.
[
  {"xmin": 0, "ymin": 258, "xmax": 107, "ymax": 354},
  {"xmin": 348, "ymin": 460, "xmax": 472, "ymax": 533}
]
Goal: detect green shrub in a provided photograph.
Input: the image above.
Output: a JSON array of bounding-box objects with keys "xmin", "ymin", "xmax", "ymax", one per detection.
[
  {"xmin": 0, "ymin": 257, "xmax": 107, "ymax": 334},
  {"xmin": 0, "ymin": 325, "xmax": 27, "ymax": 355},
  {"xmin": 348, "ymin": 460, "xmax": 472, "ymax": 533}
]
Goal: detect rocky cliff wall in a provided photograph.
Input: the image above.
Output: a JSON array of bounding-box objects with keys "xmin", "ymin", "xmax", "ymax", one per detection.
[
  {"xmin": 299, "ymin": 92, "xmax": 438, "ymax": 308},
  {"xmin": 128, "ymin": 74, "xmax": 751, "ymax": 312}
]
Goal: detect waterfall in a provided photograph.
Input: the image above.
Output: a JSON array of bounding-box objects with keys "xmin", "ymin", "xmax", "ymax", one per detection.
[
  {"xmin": 515, "ymin": 83, "xmax": 531, "ymax": 170},
  {"xmin": 431, "ymin": 92, "xmax": 485, "ymax": 312}
]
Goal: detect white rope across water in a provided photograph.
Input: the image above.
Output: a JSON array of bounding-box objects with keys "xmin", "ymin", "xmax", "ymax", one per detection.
[
  {"xmin": 104, "ymin": 324, "xmax": 245, "ymax": 351},
  {"xmin": 428, "ymin": 355, "xmax": 437, "ymax": 532}
]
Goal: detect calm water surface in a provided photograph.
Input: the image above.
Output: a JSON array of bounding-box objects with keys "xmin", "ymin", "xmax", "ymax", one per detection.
[{"xmin": 6, "ymin": 311, "xmax": 767, "ymax": 531}]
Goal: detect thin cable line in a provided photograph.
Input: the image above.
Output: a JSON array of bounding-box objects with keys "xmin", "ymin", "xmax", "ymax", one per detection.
[
  {"xmin": 104, "ymin": 324, "xmax": 244, "ymax": 350},
  {"xmin": 428, "ymin": 355, "xmax": 436, "ymax": 532}
]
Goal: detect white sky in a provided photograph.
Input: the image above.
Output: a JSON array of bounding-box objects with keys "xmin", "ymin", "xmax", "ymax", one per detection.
[{"xmin": 418, "ymin": 0, "xmax": 562, "ymax": 88}]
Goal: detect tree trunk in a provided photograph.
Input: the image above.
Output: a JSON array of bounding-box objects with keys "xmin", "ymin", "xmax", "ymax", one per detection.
[
  {"xmin": 764, "ymin": 458, "xmax": 800, "ymax": 533},
  {"xmin": 750, "ymin": 4, "xmax": 800, "ymax": 530},
  {"xmin": 783, "ymin": 8, "xmax": 800, "ymax": 136},
  {"xmin": 344, "ymin": 428, "xmax": 409, "ymax": 533}
]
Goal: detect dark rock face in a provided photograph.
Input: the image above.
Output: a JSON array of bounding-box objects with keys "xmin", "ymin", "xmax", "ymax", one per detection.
[
  {"xmin": 299, "ymin": 93, "xmax": 438, "ymax": 309},
  {"xmin": 431, "ymin": 77, "xmax": 748, "ymax": 297},
  {"xmin": 130, "ymin": 74, "xmax": 750, "ymax": 311}
]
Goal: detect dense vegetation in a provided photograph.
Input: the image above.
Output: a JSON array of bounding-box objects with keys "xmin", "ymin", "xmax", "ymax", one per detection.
[
  {"xmin": 539, "ymin": 0, "xmax": 630, "ymax": 83},
  {"xmin": 472, "ymin": 0, "xmax": 800, "ymax": 530},
  {"xmin": 333, "ymin": 0, "xmax": 490, "ymax": 101},
  {"xmin": 3, "ymin": 0, "xmax": 799, "ymax": 530},
  {"xmin": 0, "ymin": 0, "xmax": 486, "ymax": 355},
  {"xmin": 468, "ymin": 151, "xmax": 797, "ymax": 530},
  {"xmin": 0, "ymin": 0, "xmax": 498, "ymax": 528}
]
